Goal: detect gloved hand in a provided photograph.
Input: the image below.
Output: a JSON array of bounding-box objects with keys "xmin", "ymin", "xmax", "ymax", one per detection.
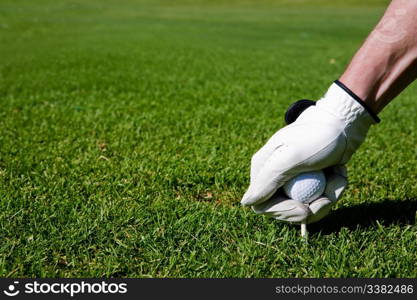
[{"xmin": 241, "ymin": 80, "xmax": 379, "ymax": 223}]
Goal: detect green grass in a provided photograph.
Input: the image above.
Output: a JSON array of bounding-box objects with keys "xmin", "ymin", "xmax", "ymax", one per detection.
[{"xmin": 0, "ymin": 0, "xmax": 416, "ymax": 277}]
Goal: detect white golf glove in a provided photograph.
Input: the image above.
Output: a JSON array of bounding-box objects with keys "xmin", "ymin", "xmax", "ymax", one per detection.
[{"xmin": 241, "ymin": 80, "xmax": 380, "ymax": 223}]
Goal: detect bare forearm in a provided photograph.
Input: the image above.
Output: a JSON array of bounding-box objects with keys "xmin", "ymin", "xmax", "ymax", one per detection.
[{"xmin": 339, "ymin": 0, "xmax": 417, "ymax": 114}]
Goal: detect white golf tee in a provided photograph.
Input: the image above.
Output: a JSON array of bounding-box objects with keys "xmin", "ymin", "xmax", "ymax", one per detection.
[{"xmin": 301, "ymin": 222, "xmax": 308, "ymax": 241}]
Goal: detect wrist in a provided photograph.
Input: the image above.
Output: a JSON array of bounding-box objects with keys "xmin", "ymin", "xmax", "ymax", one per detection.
[
  {"xmin": 316, "ymin": 81, "xmax": 380, "ymax": 126},
  {"xmin": 334, "ymin": 80, "xmax": 380, "ymax": 123}
]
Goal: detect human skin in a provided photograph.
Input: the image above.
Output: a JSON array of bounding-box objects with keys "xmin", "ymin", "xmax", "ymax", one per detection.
[{"xmin": 339, "ymin": 0, "xmax": 417, "ymax": 114}]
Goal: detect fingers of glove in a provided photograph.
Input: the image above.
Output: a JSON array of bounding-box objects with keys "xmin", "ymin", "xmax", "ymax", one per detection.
[
  {"xmin": 242, "ymin": 146, "xmax": 300, "ymax": 206},
  {"xmin": 305, "ymin": 166, "xmax": 347, "ymax": 224},
  {"xmin": 323, "ymin": 166, "xmax": 348, "ymax": 202},
  {"xmin": 242, "ymin": 125, "xmax": 345, "ymax": 207},
  {"xmin": 306, "ymin": 197, "xmax": 333, "ymax": 224},
  {"xmin": 249, "ymin": 130, "xmax": 285, "ymax": 184},
  {"xmin": 252, "ymin": 192, "xmax": 311, "ymax": 223}
]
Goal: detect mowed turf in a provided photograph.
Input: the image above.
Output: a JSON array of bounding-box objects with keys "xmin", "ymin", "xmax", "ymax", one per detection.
[{"xmin": 0, "ymin": 0, "xmax": 416, "ymax": 277}]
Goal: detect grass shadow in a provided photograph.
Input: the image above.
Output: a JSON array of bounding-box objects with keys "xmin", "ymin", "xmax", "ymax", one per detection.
[{"xmin": 308, "ymin": 198, "xmax": 417, "ymax": 235}]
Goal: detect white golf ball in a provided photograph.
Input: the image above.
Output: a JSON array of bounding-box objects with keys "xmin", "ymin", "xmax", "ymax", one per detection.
[{"xmin": 283, "ymin": 170, "xmax": 326, "ymax": 203}]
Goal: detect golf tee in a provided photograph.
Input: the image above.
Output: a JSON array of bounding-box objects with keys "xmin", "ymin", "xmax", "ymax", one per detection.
[{"xmin": 301, "ymin": 222, "xmax": 308, "ymax": 241}]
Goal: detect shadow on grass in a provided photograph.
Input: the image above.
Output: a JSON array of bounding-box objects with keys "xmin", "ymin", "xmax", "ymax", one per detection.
[{"xmin": 308, "ymin": 198, "xmax": 417, "ymax": 235}]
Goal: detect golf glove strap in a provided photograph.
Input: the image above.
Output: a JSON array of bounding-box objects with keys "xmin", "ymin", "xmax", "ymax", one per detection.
[{"xmin": 241, "ymin": 81, "xmax": 379, "ymax": 207}]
